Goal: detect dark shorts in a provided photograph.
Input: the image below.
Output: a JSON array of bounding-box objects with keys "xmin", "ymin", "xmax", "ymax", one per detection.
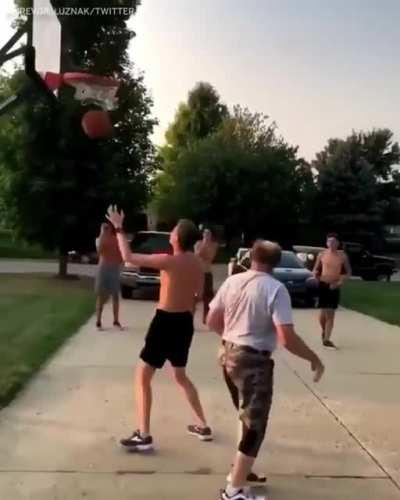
[
  {"xmin": 318, "ymin": 281, "xmax": 340, "ymax": 310},
  {"xmin": 222, "ymin": 342, "xmax": 274, "ymax": 458},
  {"xmin": 204, "ymin": 272, "xmax": 214, "ymax": 300},
  {"xmin": 140, "ymin": 309, "xmax": 194, "ymax": 369},
  {"xmin": 95, "ymin": 264, "xmax": 121, "ymax": 298}
]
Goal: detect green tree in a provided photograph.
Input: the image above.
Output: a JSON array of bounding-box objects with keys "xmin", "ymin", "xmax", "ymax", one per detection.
[
  {"xmin": 164, "ymin": 82, "xmax": 228, "ymax": 150},
  {"xmin": 313, "ymin": 130, "xmax": 400, "ymax": 243},
  {"xmin": 1, "ymin": 1, "xmax": 156, "ymax": 276},
  {"xmin": 315, "ymin": 129, "xmax": 399, "ymax": 181},
  {"xmin": 358, "ymin": 129, "xmax": 400, "ymax": 181},
  {"xmin": 153, "ymin": 108, "xmax": 307, "ymax": 246},
  {"xmin": 313, "ymin": 137, "xmax": 383, "ymax": 239},
  {"xmin": 216, "ymin": 105, "xmax": 278, "ymax": 151}
]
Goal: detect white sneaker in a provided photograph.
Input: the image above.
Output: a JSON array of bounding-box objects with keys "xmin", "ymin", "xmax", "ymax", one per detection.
[{"xmin": 220, "ymin": 487, "xmax": 266, "ymax": 500}]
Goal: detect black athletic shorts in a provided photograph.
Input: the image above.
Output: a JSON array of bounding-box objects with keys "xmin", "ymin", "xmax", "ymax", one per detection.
[
  {"xmin": 203, "ymin": 272, "xmax": 214, "ymax": 300},
  {"xmin": 140, "ymin": 309, "xmax": 194, "ymax": 369},
  {"xmin": 318, "ymin": 281, "xmax": 340, "ymax": 310}
]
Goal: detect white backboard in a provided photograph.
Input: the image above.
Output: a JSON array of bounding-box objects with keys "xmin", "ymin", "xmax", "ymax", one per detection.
[{"xmin": 32, "ymin": 0, "xmax": 61, "ymax": 74}]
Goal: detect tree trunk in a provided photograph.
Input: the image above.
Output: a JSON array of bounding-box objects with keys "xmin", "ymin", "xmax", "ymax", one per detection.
[{"xmin": 58, "ymin": 252, "xmax": 68, "ymax": 278}]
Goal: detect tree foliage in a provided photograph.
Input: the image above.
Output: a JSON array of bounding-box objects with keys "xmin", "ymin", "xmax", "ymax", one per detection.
[
  {"xmin": 216, "ymin": 106, "xmax": 278, "ymax": 151},
  {"xmin": 314, "ymin": 129, "xmax": 400, "ymax": 181},
  {"xmin": 0, "ymin": 1, "xmax": 156, "ymax": 275},
  {"xmin": 153, "ymin": 108, "xmax": 307, "ymax": 246},
  {"xmin": 313, "ymin": 130, "xmax": 400, "ymax": 242},
  {"xmin": 164, "ymin": 82, "xmax": 228, "ymax": 150}
]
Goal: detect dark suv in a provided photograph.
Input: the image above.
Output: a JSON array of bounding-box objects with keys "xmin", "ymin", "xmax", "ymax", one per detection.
[
  {"xmin": 120, "ymin": 231, "xmax": 172, "ymax": 298},
  {"xmin": 294, "ymin": 242, "xmax": 396, "ymax": 281}
]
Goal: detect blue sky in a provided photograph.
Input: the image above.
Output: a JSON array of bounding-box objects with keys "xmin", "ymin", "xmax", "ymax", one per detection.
[
  {"xmin": 1, "ymin": 0, "xmax": 399, "ymax": 160},
  {"xmin": 130, "ymin": 0, "xmax": 399, "ymax": 159}
]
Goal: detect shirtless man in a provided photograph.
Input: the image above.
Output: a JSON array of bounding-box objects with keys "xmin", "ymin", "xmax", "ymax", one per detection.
[
  {"xmin": 313, "ymin": 233, "xmax": 352, "ymax": 348},
  {"xmin": 195, "ymin": 228, "xmax": 219, "ymax": 324},
  {"xmin": 106, "ymin": 206, "xmax": 212, "ymax": 451}
]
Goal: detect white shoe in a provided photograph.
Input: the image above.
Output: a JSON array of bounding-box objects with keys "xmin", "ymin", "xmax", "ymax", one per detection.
[{"xmin": 220, "ymin": 487, "xmax": 266, "ymax": 500}]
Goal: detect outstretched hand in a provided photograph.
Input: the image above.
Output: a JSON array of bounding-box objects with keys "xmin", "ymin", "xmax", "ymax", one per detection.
[{"xmin": 106, "ymin": 205, "xmax": 125, "ymax": 229}]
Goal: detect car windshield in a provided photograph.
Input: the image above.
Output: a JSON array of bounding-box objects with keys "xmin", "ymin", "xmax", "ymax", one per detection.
[
  {"xmin": 131, "ymin": 233, "xmax": 172, "ymax": 254},
  {"xmin": 239, "ymin": 250, "xmax": 304, "ymax": 269},
  {"xmin": 278, "ymin": 252, "xmax": 304, "ymax": 269}
]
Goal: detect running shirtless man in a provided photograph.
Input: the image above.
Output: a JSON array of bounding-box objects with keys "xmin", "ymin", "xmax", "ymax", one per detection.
[
  {"xmin": 195, "ymin": 228, "xmax": 219, "ymax": 324},
  {"xmin": 106, "ymin": 206, "xmax": 212, "ymax": 451},
  {"xmin": 313, "ymin": 233, "xmax": 352, "ymax": 348}
]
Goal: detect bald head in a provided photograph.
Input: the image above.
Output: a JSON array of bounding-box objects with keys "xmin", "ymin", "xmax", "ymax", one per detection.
[{"xmin": 251, "ymin": 240, "xmax": 282, "ymax": 270}]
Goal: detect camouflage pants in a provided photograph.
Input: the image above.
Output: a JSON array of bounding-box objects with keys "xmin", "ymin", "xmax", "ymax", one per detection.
[{"xmin": 222, "ymin": 342, "xmax": 274, "ymax": 458}]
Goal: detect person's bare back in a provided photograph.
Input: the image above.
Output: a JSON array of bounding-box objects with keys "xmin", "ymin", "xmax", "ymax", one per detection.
[{"xmin": 159, "ymin": 252, "xmax": 204, "ymax": 312}]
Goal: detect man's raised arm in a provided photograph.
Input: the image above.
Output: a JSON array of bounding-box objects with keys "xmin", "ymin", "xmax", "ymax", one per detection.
[
  {"xmin": 106, "ymin": 205, "xmax": 172, "ymax": 270},
  {"xmin": 116, "ymin": 232, "xmax": 171, "ymax": 270}
]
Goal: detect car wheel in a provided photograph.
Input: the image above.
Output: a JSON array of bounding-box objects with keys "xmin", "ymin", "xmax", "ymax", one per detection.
[
  {"xmin": 121, "ymin": 285, "xmax": 132, "ymax": 299},
  {"xmin": 376, "ymin": 268, "xmax": 392, "ymax": 282},
  {"xmin": 368, "ymin": 271, "xmax": 389, "ymax": 282},
  {"xmin": 376, "ymin": 273, "xmax": 387, "ymax": 281},
  {"xmin": 361, "ymin": 272, "xmax": 376, "ymax": 281}
]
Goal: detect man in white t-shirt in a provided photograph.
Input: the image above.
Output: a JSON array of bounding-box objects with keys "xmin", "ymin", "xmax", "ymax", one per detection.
[{"xmin": 207, "ymin": 240, "xmax": 325, "ymax": 500}]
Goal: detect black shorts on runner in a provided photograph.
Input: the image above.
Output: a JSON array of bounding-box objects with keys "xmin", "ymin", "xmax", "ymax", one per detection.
[
  {"xmin": 203, "ymin": 272, "xmax": 214, "ymax": 300},
  {"xmin": 140, "ymin": 309, "xmax": 194, "ymax": 369},
  {"xmin": 318, "ymin": 281, "xmax": 340, "ymax": 310}
]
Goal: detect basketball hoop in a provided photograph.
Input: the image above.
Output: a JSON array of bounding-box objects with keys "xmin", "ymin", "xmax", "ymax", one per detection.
[
  {"xmin": 63, "ymin": 73, "xmax": 119, "ymax": 111},
  {"xmin": 41, "ymin": 71, "xmax": 120, "ymax": 139},
  {"xmin": 63, "ymin": 74, "xmax": 119, "ymax": 139},
  {"xmin": 42, "ymin": 72, "xmax": 119, "ymax": 110}
]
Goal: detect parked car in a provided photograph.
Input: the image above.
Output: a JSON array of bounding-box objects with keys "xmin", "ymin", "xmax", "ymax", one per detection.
[
  {"xmin": 293, "ymin": 245, "xmax": 324, "ymax": 272},
  {"xmin": 68, "ymin": 233, "xmax": 135, "ymax": 265},
  {"xmin": 120, "ymin": 231, "xmax": 172, "ymax": 299},
  {"xmin": 228, "ymin": 248, "xmax": 317, "ymax": 307},
  {"xmin": 293, "ymin": 242, "xmax": 397, "ymax": 281},
  {"xmin": 68, "ymin": 250, "xmax": 98, "ymax": 264}
]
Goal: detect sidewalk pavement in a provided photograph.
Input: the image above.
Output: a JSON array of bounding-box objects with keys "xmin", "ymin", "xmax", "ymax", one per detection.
[{"xmin": 0, "ymin": 277, "xmax": 399, "ymax": 498}]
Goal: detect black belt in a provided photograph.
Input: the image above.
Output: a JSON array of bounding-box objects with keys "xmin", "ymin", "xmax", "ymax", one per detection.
[{"xmin": 223, "ymin": 340, "xmax": 271, "ymax": 357}]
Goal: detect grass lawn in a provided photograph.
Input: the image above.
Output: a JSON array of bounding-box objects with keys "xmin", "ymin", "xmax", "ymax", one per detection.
[
  {"xmin": 0, "ymin": 230, "xmax": 55, "ymax": 259},
  {"xmin": 342, "ymin": 280, "xmax": 400, "ymax": 327},
  {"xmin": 0, "ymin": 274, "xmax": 94, "ymax": 408}
]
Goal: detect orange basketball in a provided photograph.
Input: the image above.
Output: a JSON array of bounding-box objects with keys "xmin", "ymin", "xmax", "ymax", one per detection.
[{"xmin": 81, "ymin": 110, "xmax": 113, "ymax": 139}]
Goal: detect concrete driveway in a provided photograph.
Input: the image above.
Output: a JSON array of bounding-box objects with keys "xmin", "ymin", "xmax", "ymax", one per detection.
[
  {"xmin": 1, "ymin": 259, "xmax": 400, "ymax": 498},
  {"xmin": 2, "ymin": 258, "xmax": 399, "ymax": 282},
  {"xmin": 0, "ymin": 293, "xmax": 399, "ymax": 498}
]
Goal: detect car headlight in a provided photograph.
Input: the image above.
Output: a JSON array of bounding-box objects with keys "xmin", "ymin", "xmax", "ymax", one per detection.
[
  {"xmin": 307, "ymin": 253, "xmax": 315, "ymax": 260},
  {"xmin": 297, "ymin": 253, "xmax": 307, "ymax": 262}
]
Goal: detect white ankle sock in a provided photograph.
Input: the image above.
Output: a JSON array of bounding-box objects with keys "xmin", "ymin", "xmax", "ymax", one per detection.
[
  {"xmin": 140, "ymin": 431, "xmax": 149, "ymax": 438},
  {"xmin": 226, "ymin": 484, "xmax": 241, "ymax": 497}
]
